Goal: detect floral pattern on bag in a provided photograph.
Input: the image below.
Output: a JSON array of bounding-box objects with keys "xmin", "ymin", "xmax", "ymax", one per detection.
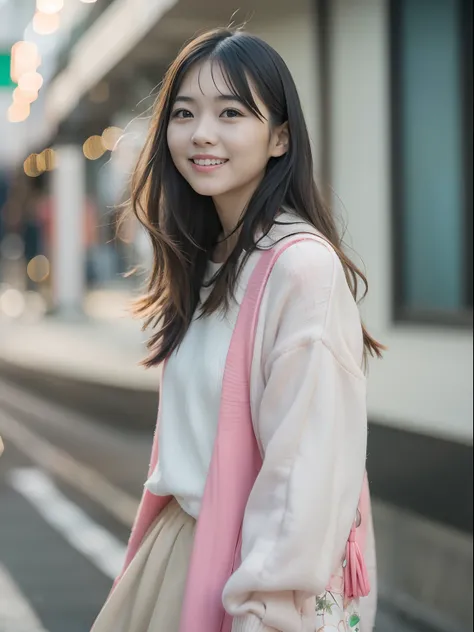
[{"xmin": 315, "ymin": 591, "xmax": 361, "ymax": 631}]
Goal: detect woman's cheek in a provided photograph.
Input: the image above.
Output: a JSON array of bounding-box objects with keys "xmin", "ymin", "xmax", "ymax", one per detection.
[{"xmin": 167, "ymin": 126, "xmax": 183, "ymax": 155}]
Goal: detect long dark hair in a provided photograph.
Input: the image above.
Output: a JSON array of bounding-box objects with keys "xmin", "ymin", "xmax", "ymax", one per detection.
[{"xmin": 128, "ymin": 27, "xmax": 384, "ymax": 367}]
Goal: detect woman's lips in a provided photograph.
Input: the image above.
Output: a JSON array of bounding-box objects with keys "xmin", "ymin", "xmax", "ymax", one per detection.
[{"xmin": 189, "ymin": 157, "xmax": 229, "ymax": 172}]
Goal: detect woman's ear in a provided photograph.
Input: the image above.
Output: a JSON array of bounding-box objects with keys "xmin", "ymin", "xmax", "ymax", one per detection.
[{"xmin": 270, "ymin": 122, "xmax": 290, "ymax": 158}]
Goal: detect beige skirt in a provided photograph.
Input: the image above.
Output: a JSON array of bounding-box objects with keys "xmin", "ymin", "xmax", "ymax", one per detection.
[{"xmin": 91, "ymin": 498, "xmax": 196, "ymax": 632}]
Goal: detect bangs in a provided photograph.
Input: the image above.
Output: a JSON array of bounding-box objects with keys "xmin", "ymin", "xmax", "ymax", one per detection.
[
  {"xmin": 208, "ymin": 53, "xmax": 265, "ymax": 121},
  {"xmin": 167, "ymin": 31, "xmax": 275, "ymax": 124},
  {"xmin": 186, "ymin": 49, "xmax": 266, "ymax": 122}
]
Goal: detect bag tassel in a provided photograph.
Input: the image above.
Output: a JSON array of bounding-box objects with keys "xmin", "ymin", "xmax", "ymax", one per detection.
[{"xmin": 344, "ymin": 525, "xmax": 371, "ymax": 599}]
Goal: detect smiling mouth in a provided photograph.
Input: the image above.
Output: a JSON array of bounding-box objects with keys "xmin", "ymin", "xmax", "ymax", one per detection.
[{"xmin": 190, "ymin": 158, "xmax": 228, "ymax": 167}]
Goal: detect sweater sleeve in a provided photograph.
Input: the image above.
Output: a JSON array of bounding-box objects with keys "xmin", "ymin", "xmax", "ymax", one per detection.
[{"xmin": 223, "ymin": 239, "xmax": 369, "ymax": 632}]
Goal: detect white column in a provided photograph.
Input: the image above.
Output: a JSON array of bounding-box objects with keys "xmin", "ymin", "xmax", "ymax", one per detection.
[{"xmin": 51, "ymin": 144, "xmax": 86, "ymax": 317}]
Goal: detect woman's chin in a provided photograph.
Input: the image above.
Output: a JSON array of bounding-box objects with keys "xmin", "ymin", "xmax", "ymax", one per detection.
[{"xmin": 188, "ymin": 181, "xmax": 229, "ymax": 198}]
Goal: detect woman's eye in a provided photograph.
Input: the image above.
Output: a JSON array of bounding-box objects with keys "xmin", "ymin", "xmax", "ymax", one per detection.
[
  {"xmin": 172, "ymin": 109, "xmax": 193, "ymax": 119},
  {"xmin": 221, "ymin": 108, "xmax": 243, "ymax": 119}
]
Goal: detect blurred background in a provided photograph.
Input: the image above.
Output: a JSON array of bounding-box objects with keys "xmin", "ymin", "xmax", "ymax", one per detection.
[{"xmin": 0, "ymin": 1, "xmax": 472, "ymax": 631}]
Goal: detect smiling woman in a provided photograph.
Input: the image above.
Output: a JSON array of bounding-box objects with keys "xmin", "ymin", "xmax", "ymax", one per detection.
[
  {"xmin": 92, "ymin": 26, "xmax": 381, "ymax": 632},
  {"xmin": 126, "ymin": 28, "xmax": 381, "ymax": 366},
  {"xmin": 167, "ymin": 62, "xmax": 289, "ymax": 226}
]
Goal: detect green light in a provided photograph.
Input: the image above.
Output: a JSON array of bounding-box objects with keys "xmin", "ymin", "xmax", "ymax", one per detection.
[{"xmin": 0, "ymin": 52, "xmax": 15, "ymax": 88}]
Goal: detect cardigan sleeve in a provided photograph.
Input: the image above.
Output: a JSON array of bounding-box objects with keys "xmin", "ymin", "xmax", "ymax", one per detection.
[{"xmin": 222, "ymin": 239, "xmax": 369, "ymax": 632}]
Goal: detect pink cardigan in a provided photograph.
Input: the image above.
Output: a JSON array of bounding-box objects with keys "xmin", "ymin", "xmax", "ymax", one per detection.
[{"xmin": 115, "ymin": 236, "xmax": 372, "ymax": 632}]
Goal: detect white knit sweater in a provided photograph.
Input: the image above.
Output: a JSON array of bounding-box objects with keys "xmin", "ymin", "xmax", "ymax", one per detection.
[{"xmin": 145, "ymin": 212, "xmax": 376, "ymax": 632}]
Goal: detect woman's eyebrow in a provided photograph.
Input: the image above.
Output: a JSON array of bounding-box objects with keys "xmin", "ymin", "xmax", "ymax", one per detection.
[
  {"xmin": 174, "ymin": 95, "xmax": 195, "ymax": 103},
  {"xmin": 215, "ymin": 94, "xmax": 245, "ymax": 104},
  {"xmin": 174, "ymin": 94, "xmax": 245, "ymax": 104}
]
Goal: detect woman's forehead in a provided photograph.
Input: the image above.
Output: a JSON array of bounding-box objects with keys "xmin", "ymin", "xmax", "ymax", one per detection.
[
  {"xmin": 178, "ymin": 60, "xmax": 233, "ymax": 98},
  {"xmin": 181, "ymin": 61, "xmax": 263, "ymax": 103}
]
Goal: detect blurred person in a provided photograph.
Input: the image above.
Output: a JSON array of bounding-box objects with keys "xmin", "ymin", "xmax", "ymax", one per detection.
[{"xmin": 92, "ymin": 28, "xmax": 382, "ymax": 632}]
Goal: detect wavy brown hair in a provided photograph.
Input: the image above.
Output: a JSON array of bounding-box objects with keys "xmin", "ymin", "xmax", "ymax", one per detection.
[{"xmin": 128, "ymin": 27, "xmax": 384, "ymax": 367}]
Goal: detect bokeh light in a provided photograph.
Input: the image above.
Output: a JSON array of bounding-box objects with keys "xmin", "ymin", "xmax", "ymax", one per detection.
[
  {"xmin": 18, "ymin": 71, "xmax": 44, "ymax": 92},
  {"xmin": 36, "ymin": 152, "xmax": 47, "ymax": 173},
  {"xmin": 0, "ymin": 289, "xmax": 26, "ymax": 319},
  {"xmin": 102, "ymin": 127, "xmax": 123, "ymax": 151},
  {"xmin": 10, "ymin": 41, "xmax": 40, "ymax": 83},
  {"xmin": 13, "ymin": 87, "xmax": 39, "ymax": 105},
  {"xmin": 36, "ymin": 0, "xmax": 64, "ymax": 14},
  {"xmin": 41, "ymin": 148, "xmax": 57, "ymax": 171},
  {"xmin": 33, "ymin": 11, "xmax": 61, "ymax": 35},
  {"xmin": 24, "ymin": 154, "xmax": 41, "ymax": 177},
  {"xmin": 83, "ymin": 135, "xmax": 106, "ymax": 160},
  {"xmin": 7, "ymin": 103, "xmax": 30, "ymax": 123},
  {"xmin": 27, "ymin": 255, "xmax": 51, "ymax": 283},
  {"xmin": 24, "ymin": 149, "xmax": 56, "ymax": 176}
]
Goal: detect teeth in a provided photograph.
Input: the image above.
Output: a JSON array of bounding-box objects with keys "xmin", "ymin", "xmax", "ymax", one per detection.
[{"xmin": 193, "ymin": 159, "xmax": 226, "ymax": 166}]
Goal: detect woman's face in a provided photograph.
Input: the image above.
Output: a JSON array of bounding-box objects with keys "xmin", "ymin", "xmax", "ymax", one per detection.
[{"xmin": 167, "ymin": 60, "xmax": 288, "ymax": 212}]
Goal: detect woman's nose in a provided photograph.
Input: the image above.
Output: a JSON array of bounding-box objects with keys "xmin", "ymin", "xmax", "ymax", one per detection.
[{"xmin": 191, "ymin": 118, "xmax": 218, "ymax": 146}]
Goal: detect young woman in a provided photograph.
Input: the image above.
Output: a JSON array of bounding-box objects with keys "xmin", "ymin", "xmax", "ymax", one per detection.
[{"xmin": 92, "ymin": 27, "xmax": 381, "ymax": 632}]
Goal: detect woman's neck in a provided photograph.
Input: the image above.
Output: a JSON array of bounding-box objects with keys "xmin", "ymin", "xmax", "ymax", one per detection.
[
  {"xmin": 211, "ymin": 197, "xmax": 245, "ymax": 264},
  {"xmin": 212, "ymin": 172, "xmax": 264, "ymax": 240},
  {"xmin": 213, "ymin": 200, "xmax": 244, "ymax": 236}
]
